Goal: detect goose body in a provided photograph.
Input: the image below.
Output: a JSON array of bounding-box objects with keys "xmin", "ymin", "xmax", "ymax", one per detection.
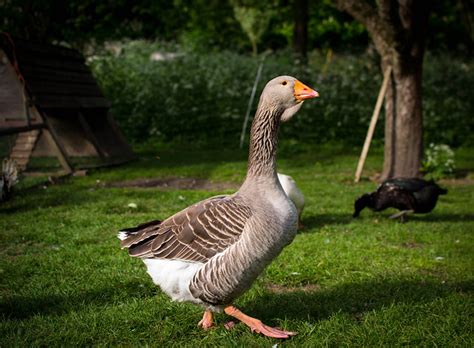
[
  {"xmin": 353, "ymin": 177, "xmax": 447, "ymax": 220},
  {"xmin": 118, "ymin": 76, "xmax": 318, "ymax": 338},
  {"xmin": 277, "ymin": 173, "xmax": 305, "ymax": 226}
]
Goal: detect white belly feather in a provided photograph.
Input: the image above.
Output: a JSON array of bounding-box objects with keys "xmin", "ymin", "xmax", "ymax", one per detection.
[{"xmin": 142, "ymin": 259, "xmax": 204, "ymax": 303}]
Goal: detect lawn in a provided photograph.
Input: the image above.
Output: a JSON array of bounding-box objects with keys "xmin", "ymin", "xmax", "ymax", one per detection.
[{"xmin": 1, "ymin": 144, "xmax": 473, "ymax": 347}]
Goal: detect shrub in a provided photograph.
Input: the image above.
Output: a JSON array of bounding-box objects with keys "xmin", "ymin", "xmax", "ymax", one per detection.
[
  {"xmin": 422, "ymin": 143, "xmax": 456, "ymax": 179},
  {"xmin": 88, "ymin": 41, "xmax": 473, "ymax": 148}
]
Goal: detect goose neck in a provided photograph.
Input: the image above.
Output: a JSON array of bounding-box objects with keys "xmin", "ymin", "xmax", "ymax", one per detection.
[{"xmin": 246, "ymin": 102, "xmax": 283, "ymax": 178}]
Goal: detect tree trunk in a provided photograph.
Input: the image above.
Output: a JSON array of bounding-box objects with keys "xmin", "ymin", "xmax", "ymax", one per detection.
[
  {"xmin": 293, "ymin": 0, "xmax": 308, "ymax": 60},
  {"xmin": 334, "ymin": 0, "xmax": 430, "ymax": 181},
  {"xmin": 381, "ymin": 53, "xmax": 424, "ymax": 180}
]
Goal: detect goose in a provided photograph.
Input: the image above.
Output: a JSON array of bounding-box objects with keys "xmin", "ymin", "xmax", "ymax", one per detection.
[
  {"xmin": 0, "ymin": 158, "xmax": 18, "ymax": 203},
  {"xmin": 118, "ymin": 76, "xmax": 318, "ymax": 338},
  {"xmin": 277, "ymin": 173, "xmax": 305, "ymax": 228},
  {"xmin": 353, "ymin": 177, "xmax": 447, "ymax": 221}
]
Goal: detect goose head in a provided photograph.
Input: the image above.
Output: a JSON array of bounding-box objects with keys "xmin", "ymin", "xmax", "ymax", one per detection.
[
  {"xmin": 259, "ymin": 76, "xmax": 319, "ymax": 122},
  {"xmin": 353, "ymin": 193, "xmax": 374, "ymax": 218}
]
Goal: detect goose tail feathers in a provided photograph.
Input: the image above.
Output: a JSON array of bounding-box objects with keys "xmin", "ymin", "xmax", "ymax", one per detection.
[{"xmin": 117, "ymin": 219, "xmax": 162, "ymax": 242}]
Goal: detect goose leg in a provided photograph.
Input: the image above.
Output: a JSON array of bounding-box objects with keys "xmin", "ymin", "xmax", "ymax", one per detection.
[
  {"xmin": 197, "ymin": 310, "xmax": 214, "ymax": 330},
  {"xmin": 389, "ymin": 210, "xmax": 414, "ymax": 222},
  {"xmin": 224, "ymin": 305, "xmax": 296, "ymax": 339}
]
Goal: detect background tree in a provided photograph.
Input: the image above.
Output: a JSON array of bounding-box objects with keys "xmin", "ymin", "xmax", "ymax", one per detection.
[
  {"xmin": 231, "ymin": 1, "xmax": 274, "ymax": 55},
  {"xmin": 293, "ymin": 0, "xmax": 309, "ymax": 59},
  {"xmin": 335, "ymin": 0, "xmax": 431, "ymax": 180}
]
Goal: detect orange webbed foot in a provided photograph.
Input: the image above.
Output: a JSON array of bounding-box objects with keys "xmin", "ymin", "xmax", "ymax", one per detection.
[
  {"xmin": 224, "ymin": 306, "xmax": 296, "ymax": 339},
  {"xmin": 197, "ymin": 310, "xmax": 214, "ymax": 330}
]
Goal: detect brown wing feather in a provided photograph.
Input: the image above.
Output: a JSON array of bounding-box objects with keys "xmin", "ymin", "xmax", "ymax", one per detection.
[{"xmin": 120, "ymin": 195, "xmax": 252, "ymax": 263}]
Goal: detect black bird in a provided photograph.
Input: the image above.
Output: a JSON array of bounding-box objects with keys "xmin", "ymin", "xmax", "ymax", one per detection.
[
  {"xmin": 353, "ymin": 178, "xmax": 447, "ymax": 221},
  {"xmin": 1, "ymin": 158, "xmax": 18, "ymax": 203}
]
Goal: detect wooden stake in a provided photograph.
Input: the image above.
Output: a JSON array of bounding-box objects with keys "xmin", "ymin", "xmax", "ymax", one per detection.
[
  {"xmin": 354, "ymin": 66, "xmax": 392, "ymax": 183},
  {"xmin": 239, "ymin": 54, "xmax": 267, "ymax": 149}
]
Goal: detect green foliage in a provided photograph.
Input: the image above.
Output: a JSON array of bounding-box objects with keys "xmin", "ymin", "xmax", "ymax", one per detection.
[
  {"xmin": 89, "ymin": 41, "xmax": 474, "ymax": 148},
  {"xmin": 1, "ymin": 0, "xmax": 470, "ymax": 54},
  {"xmin": 231, "ymin": 3, "xmax": 273, "ymax": 55},
  {"xmin": 1, "ymin": 147, "xmax": 473, "ymax": 346},
  {"xmin": 422, "ymin": 143, "xmax": 456, "ymax": 180},
  {"xmin": 423, "ymin": 53, "xmax": 474, "ymax": 147}
]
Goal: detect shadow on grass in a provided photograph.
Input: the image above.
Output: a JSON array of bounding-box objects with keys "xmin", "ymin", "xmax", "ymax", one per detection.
[
  {"xmin": 247, "ymin": 278, "xmax": 473, "ymax": 324},
  {"xmin": 3, "ymin": 277, "xmax": 471, "ymax": 324},
  {"xmin": 301, "ymin": 213, "xmax": 353, "ymax": 231},
  {"xmin": 305, "ymin": 210, "xmax": 474, "ymax": 226},
  {"xmin": 412, "ymin": 213, "xmax": 474, "ymax": 222},
  {"xmin": 350, "ymin": 213, "xmax": 474, "ymax": 223},
  {"xmin": 0, "ymin": 281, "xmax": 155, "ymax": 320},
  {"xmin": 0, "ymin": 187, "xmax": 99, "ymax": 215}
]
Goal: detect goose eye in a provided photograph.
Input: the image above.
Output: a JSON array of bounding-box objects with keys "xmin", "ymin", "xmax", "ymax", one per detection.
[{"xmin": 281, "ymin": 81, "xmax": 287, "ymax": 86}]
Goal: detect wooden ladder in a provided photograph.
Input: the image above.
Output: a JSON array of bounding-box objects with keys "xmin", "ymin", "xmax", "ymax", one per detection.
[{"xmin": 9, "ymin": 130, "xmax": 41, "ymax": 171}]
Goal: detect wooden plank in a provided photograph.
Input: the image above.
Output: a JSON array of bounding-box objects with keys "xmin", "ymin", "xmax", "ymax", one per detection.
[
  {"xmin": 0, "ymin": 123, "xmax": 45, "ymax": 136},
  {"xmin": 14, "ymin": 42, "xmax": 85, "ymax": 61},
  {"xmin": 15, "ymin": 135, "xmax": 40, "ymax": 144},
  {"xmin": 21, "ymin": 65, "xmax": 99, "ymax": 85},
  {"xmin": 0, "ymin": 119, "xmax": 41, "ymax": 129},
  {"xmin": 10, "ymin": 150, "xmax": 31, "ymax": 158},
  {"xmin": 11, "ymin": 142, "xmax": 35, "ymax": 151},
  {"xmin": 0, "ymin": 49, "xmax": 26, "ymax": 120},
  {"xmin": 12, "ymin": 134, "xmax": 37, "ymax": 142},
  {"xmin": 354, "ymin": 67, "xmax": 392, "ymax": 183},
  {"xmin": 14, "ymin": 158, "xmax": 29, "ymax": 165},
  {"xmin": 13, "ymin": 40, "xmax": 83, "ymax": 60},
  {"xmin": 34, "ymin": 96, "xmax": 110, "ymax": 109},
  {"xmin": 9, "ymin": 129, "xmax": 41, "ymax": 170},
  {"xmin": 17, "ymin": 56, "xmax": 90, "ymax": 74},
  {"xmin": 27, "ymin": 81, "xmax": 104, "ymax": 97}
]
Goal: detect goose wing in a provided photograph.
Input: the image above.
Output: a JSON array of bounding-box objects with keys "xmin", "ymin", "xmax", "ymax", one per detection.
[
  {"xmin": 382, "ymin": 178, "xmax": 428, "ymax": 193},
  {"xmin": 120, "ymin": 195, "xmax": 252, "ymax": 262}
]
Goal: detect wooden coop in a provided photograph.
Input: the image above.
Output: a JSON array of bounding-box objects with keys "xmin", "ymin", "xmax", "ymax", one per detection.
[{"xmin": 0, "ymin": 35, "xmax": 134, "ymax": 174}]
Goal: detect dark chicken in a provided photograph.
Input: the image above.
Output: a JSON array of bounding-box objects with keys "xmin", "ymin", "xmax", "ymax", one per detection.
[{"xmin": 353, "ymin": 178, "xmax": 447, "ymax": 221}]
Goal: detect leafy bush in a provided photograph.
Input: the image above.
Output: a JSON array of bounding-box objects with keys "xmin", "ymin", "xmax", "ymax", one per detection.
[
  {"xmin": 88, "ymin": 41, "xmax": 473, "ymax": 148},
  {"xmin": 422, "ymin": 143, "xmax": 456, "ymax": 179},
  {"xmin": 423, "ymin": 54, "xmax": 474, "ymax": 147}
]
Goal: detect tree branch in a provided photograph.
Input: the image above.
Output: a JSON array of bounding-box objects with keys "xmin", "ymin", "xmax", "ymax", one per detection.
[{"xmin": 334, "ymin": 0, "xmax": 393, "ymax": 55}]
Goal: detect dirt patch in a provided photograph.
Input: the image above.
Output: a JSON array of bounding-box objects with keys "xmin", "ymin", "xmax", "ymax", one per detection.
[
  {"xmin": 266, "ymin": 283, "xmax": 321, "ymax": 294},
  {"xmin": 106, "ymin": 177, "xmax": 239, "ymax": 191},
  {"xmin": 439, "ymin": 177, "xmax": 474, "ymax": 186}
]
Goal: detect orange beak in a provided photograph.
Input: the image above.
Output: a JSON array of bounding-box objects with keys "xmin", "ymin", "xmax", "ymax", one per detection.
[{"xmin": 294, "ymin": 80, "xmax": 319, "ymax": 101}]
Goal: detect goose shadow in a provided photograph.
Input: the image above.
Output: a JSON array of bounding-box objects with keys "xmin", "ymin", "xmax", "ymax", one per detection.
[
  {"xmin": 3, "ymin": 277, "xmax": 471, "ymax": 325},
  {"xmin": 244, "ymin": 278, "xmax": 473, "ymax": 324}
]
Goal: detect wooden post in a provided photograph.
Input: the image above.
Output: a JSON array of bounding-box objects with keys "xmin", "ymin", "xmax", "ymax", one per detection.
[
  {"xmin": 239, "ymin": 54, "xmax": 266, "ymax": 149},
  {"xmin": 354, "ymin": 66, "xmax": 392, "ymax": 183}
]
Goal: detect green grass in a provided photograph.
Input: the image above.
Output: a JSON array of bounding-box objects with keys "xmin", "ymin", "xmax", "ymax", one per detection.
[{"xmin": 1, "ymin": 144, "xmax": 473, "ymax": 346}]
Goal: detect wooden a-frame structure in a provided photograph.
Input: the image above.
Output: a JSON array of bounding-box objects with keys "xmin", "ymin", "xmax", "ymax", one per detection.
[{"xmin": 0, "ymin": 35, "xmax": 134, "ymax": 173}]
